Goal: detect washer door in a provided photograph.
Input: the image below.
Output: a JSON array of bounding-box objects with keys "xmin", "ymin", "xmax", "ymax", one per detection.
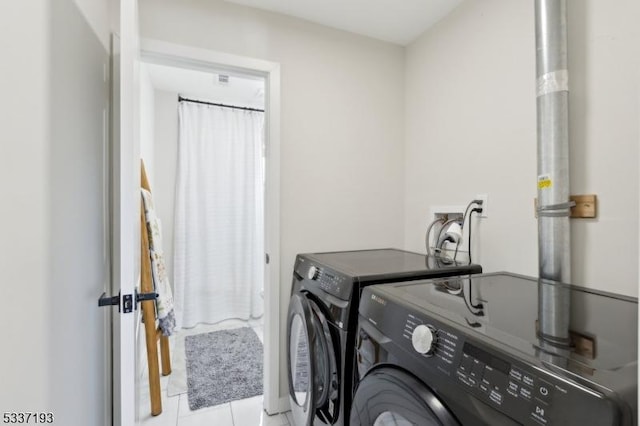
[
  {"xmin": 350, "ymin": 368, "xmax": 461, "ymax": 426},
  {"xmin": 287, "ymin": 292, "xmax": 319, "ymax": 426}
]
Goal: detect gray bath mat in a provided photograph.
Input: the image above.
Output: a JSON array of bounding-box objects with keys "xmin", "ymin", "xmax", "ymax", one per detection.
[{"xmin": 185, "ymin": 327, "xmax": 263, "ymax": 410}]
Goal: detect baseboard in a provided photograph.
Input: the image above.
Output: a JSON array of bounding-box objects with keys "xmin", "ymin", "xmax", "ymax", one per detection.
[{"xmin": 276, "ymin": 396, "xmax": 290, "ymax": 414}]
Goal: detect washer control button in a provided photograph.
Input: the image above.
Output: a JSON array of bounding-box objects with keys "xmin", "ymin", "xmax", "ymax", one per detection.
[
  {"xmin": 411, "ymin": 324, "xmax": 437, "ymax": 355},
  {"xmin": 522, "ymin": 373, "xmax": 535, "ymax": 387},
  {"xmin": 459, "ymin": 353, "xmax": 473, "ymax": 372},
  {"xmin": 536, "ymin": 379, "xmax": 553, "ymax": 404},
  {"xmin": 519, "ymin": 386, "xmax": 533, "ymax": 400},
  {"xmin": 470, "ymin": 360, "xmax": 485, "ymax": 379},
  {"xmin": 509, "ymin": 368, "xmax": 523, "ymax": 382}
]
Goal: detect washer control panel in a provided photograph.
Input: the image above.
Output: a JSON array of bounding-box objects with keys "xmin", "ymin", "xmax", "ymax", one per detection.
[
  {"xmin": 360, "ymin": 292, "xmax": 615, "ymax": 426},
  {"xmin": 455, "ymin": 341, "xmax": 562, "ymax": 426},
  {"xmin": 402, "ymin": 312, "xmax": 563, "ymax": 426}
]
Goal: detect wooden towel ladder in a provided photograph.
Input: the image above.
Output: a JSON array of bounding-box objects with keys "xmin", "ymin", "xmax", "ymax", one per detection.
[{"xmin": 140, "ymin": 161, "xmax": 172, "ymax": 416}]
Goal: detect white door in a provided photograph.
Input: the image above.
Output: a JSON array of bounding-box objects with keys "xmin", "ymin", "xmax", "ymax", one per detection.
[{"xmin": 110, "ymin": 0, "xmax": 141, "ymax": 425}]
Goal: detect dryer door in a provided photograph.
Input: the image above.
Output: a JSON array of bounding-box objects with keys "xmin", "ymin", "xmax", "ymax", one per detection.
[
  {"xmin": 309, "ymin": 300, "xmax": 339, "ymax": 424},
  {"xmin": 350, "ymin": 367, "xmax": 461, "ymax": 426},
  {"xmin": 287, "ymin": 292, "xmax": 318, "ymax": 426}
]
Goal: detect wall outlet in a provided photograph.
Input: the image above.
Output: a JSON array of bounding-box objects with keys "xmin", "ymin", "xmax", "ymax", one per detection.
[{"xmin": 475, "ymin": 194, "xmax": 488, "ymax": 218}]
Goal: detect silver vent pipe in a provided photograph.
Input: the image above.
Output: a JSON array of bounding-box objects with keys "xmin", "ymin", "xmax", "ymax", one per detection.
[{"xmin": 535, "ymin": 0, "xmax": 572, "ymax": 347}]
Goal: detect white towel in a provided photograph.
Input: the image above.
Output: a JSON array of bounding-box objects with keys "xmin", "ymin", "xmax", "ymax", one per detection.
[{"xmin": 141, "ymin": 188, "xmax": 176, "ymax": 336}]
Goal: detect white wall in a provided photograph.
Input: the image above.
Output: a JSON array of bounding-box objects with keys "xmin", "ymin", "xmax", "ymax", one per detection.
[
  {"xmin": 0, "ymin": 0, "xmax": 51, "ymax": 413},
  {"xmin": 140, "ymin": 62, "xmax": 156, "ymax": 186},
  {"xmin": 139, "ymin": 0, "xmax": 406, "ymax": 401},
  {"xmin": 566, "ymin": 0, "xmax": 640, "ymax": 296},
  {"xmin": 152, "ymin": 90, "xmax": 179, "ymax": 286},
  {"xmin": 0, "ymin": 0, "xmax": 112, "ymax": 423},
  {"xmin": 404, "ymin": 0, "xmax": 640, "ymax": 297},
  {"xmin": 73, "ymin": 0, "xmax": 110, "ymax": 50}
]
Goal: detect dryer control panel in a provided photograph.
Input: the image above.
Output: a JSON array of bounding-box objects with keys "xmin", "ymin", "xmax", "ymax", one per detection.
[
  {"xmin": 295, "ymin": 257, "xmax": 352, "ymax": 301},
  {"xmin": 359, "ymin": 286, "xmax": 619, "ymax": 426},
  {"xmin": 315, "ymin": 267, "xmax": 350, "ymax": 300}
]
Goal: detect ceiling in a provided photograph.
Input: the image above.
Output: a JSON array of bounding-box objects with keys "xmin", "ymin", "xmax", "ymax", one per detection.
[
  {"xmin": 145, "ymin": 62, "xmax": 265, "ymax": 109},
  {"xmin": 223, "ymin": 0, "xmax": 463, "ymax": 45},
  {"xmin": 144, "ymin": 1, "xmax": 464, "ymax": 99}
]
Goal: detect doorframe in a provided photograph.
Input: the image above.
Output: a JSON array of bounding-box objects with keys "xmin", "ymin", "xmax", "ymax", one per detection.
[{"xmin": 139, "ymin": 38, "xmax": 282, "ymax": 415}]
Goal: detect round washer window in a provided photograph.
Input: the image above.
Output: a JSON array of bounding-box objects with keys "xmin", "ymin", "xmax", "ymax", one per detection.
[
  {"xmin": 373, "ymin": 411, "xmax": 414, "ymax": 426},
  {"xmin": 350, "ymin": 368, "xmax": 460, "ymax": 426}
]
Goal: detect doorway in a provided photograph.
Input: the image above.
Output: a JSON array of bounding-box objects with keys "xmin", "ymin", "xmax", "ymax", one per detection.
[{"xmin": 135, "ymin": 39, "xmax": 282, "ymax": 424}]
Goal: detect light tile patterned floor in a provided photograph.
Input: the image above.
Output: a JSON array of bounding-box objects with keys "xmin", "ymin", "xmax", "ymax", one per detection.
[{"xmin": 138, "ymin": 319, "xmax": 291, "ymax": 426}]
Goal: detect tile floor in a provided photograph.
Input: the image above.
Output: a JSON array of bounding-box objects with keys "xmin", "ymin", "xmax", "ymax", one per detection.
[{"xmin": 137, "ymin": 318, "xmax": 292, "ymax": 426}]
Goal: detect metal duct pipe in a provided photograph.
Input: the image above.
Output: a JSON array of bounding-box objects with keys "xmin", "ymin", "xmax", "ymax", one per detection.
[{"xmin": 535, "ymin": 0, "xmax": 572, "ymax": 346}]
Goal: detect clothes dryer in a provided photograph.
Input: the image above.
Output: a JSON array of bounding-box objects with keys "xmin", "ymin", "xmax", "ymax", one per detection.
[{"xmin": 287, "ymin": 249, "xmax": 482, "ymax": 426}]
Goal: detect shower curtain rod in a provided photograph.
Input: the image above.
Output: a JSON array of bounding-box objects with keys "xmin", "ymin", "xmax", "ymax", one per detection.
[{"xmin": 178, "ymin": 96, "xmax": 265, "ymax": 113}]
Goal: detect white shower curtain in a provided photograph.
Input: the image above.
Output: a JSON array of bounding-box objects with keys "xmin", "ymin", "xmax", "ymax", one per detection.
[{"xmin": 174, "ymin": 100, "xmax": 264, "ymax": 329}]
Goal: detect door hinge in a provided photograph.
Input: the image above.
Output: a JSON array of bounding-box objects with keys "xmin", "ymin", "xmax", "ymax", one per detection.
[{"xmin": 265, "ymin": 253, "xmax": 270, "ymax": 264}]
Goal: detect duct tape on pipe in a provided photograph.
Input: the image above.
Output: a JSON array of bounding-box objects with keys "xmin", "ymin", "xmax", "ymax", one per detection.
[{"xmin": 536, "ymin": 70, "xmax": 569, "ymax": 97}]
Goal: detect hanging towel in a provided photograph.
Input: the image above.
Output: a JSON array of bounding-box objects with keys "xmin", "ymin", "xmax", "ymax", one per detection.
[{"xmin": 141, "ymin": 188, "xmax": 176, "ymax": 336}]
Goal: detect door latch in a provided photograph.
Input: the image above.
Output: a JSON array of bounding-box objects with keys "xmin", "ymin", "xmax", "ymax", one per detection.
[
  {"xmin": 98, "ymin": 292, "xmax": 133, "ymax": 313},
  {"xmin": 122, "ymin": 294, "xmax": 133, "ymax": 313},
  {"xmin": 98, "ymin": 290, "xmax": 158, "ymax": 313},
  {"xmin": 98, "ymin": 292, "xmax": 121, "ymax": 311}
]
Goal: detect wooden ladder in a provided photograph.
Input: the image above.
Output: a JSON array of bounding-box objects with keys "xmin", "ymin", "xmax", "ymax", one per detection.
[{"xmin": 140, "ymin": 161, "xmax": 172, "ymax": 416}]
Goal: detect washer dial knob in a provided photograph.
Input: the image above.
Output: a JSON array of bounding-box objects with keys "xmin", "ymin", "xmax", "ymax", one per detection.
[
  {"xmin": 412, "ymin": 324, "xmax": 437, "ymax": 355},
  {"xmin": 307, "ymin": 266, "xmax": 320, "ymax": 280}
]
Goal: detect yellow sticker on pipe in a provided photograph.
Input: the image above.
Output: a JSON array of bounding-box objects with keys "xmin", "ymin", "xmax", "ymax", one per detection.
[{"xmin": 538, "ymin": 174, "xmax": 552, "ymax": 189}]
